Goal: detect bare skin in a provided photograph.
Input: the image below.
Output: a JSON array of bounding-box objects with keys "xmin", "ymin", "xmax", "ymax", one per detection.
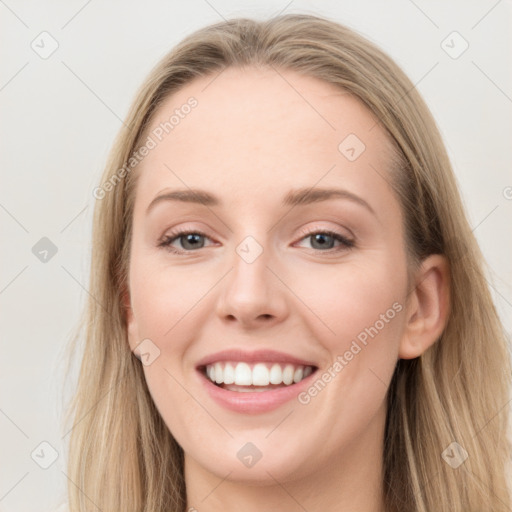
[{"xmin": 124, "ymin": 66, "xmax": 450, "ymax": 512}]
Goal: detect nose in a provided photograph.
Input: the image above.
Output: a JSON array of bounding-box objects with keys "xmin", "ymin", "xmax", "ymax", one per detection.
[{"xmin": 215, "ymin": 237, "xmax": 289, "ymax": 329}]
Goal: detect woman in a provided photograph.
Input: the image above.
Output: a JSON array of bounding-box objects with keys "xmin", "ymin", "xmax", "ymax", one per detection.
[{"xmin": 64, "ymin": 13, "xmax": 512, "ymax": 512}]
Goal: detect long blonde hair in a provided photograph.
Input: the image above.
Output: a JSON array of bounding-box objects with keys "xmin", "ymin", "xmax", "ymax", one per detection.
[{"xmin": 64, "ymin": 14, "xmax": 512, "ymax": 511}]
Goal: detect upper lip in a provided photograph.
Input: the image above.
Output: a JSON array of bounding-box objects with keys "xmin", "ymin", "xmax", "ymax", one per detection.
[{"xmin": 195, "ymin": 349, "xmax": 318, "ymax": 369}]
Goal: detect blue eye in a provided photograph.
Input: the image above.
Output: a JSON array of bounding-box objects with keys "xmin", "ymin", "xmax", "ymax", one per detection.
[
  {"xmin": 158, "ymin": 228, "xmax": 354, "ymax": 255},
  {"xmin": 159, "ymin": 231, "xmax": 209, "ymax": 252},
  {"xmin": 296, "ymin": 229, "xmax": 354, "ymax": 251}
]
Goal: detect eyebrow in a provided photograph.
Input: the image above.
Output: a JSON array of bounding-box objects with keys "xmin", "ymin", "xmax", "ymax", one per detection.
[{"xmin": 146, "ymin": 187, "xmax": 376, "ymax": 216}]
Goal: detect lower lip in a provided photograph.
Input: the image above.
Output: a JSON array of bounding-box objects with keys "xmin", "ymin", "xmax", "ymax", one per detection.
[{"xmin": 197, "ymin": 369, "xmax": 317, "ymax": 414}]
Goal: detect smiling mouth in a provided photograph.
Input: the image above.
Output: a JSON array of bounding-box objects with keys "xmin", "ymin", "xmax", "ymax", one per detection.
[{"xmin": 199, "ymin": 361, "xmax": 318, "ymax": 392}]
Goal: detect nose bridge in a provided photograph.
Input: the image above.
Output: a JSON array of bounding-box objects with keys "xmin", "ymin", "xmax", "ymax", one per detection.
[
  {"xmin": 230, "ymin": 234, "xmax": 271, "ymax": 299},
  {"xmin": 216, "ymin": 232, "xmax": 287, "ymax": 326}
]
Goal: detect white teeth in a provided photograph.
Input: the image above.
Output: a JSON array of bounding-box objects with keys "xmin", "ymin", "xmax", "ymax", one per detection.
[
  {"xmin": 293, "ymin": 367, "xmax": 304, "ymax": 383},
  {"xmin": 214, "ymin": 362, "xmax": 223, "ymax": 384},
  {"xmin": 234, "ymin": 362, "xmax": 252, "ymax": 385},
  {"xmin": 204, "ymin": 361, "xmax": 315, "ymax": 387},
  {"xmin": 269, "ymin": 363, "xmax": 282, "ymax": 384},
  {"xmin": 252, "ymin": 363, "xmax": 270, "ymax": 386},
  {"xmin": 223, "ymin": 362, "xmax": 235, "ymax": 384},
  {"xmin": 282, "ymin": 364, "xmax": 294, "ymax": 385}
]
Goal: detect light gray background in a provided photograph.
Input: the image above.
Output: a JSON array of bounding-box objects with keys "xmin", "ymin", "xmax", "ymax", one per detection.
[{"xmin": 1, "ymin": 1, "xmax": 511, "ymax": 510}]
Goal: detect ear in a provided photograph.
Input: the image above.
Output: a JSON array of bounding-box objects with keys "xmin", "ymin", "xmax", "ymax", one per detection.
[
  {"xmin": 399, "ymin": 254, "xmax": 450, "ymax": 359},
  {"xmin": 121, "ymin": 285, "xmax": 139, "ymax": 353}
]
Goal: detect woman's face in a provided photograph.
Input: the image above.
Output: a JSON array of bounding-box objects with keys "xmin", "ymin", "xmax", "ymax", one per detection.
[{"xmin": 126, "ymin": 66, "xmax": 411, "ymax": 484}]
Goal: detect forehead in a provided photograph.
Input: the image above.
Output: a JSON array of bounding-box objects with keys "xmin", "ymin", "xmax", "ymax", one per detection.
[{"xmin": 133, "ymin": 66, "xmax": 398, "ymax": 216}]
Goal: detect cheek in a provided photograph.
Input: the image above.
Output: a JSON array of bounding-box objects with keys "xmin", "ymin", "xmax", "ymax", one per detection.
[
  {"xmin": 292, "ymin": 255, "xmax": 406, "ymax": 353},
  {"xmin": 129, "ymin": 253, "xmax": 207, "ymax": 345},
  {"xmin": 290, "ymin": 255, "xmax": 406, "ymax": 421},
  {"xmin": 129, "ymin": 254, "xmax": 209, "ymax": 439}
]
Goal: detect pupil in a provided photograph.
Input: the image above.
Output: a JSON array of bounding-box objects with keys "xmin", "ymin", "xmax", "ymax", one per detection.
[
  {"xmin": 184, "ymin": 233, "xmax": 202, "ymax": 249},
  {"xmin": 313, "ymin": 233, "xmax": 332, "ymax": 249}
]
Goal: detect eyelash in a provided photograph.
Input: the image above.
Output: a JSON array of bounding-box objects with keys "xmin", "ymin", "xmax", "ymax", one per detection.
[{"xmin": 157, "ymin": 226, "xmax": 355, "ymax": 255}]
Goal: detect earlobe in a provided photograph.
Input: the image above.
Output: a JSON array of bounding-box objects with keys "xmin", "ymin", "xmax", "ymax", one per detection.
[{"xmin": 399, "ymin": 254, "xmax": 450, "ymax": 359}]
